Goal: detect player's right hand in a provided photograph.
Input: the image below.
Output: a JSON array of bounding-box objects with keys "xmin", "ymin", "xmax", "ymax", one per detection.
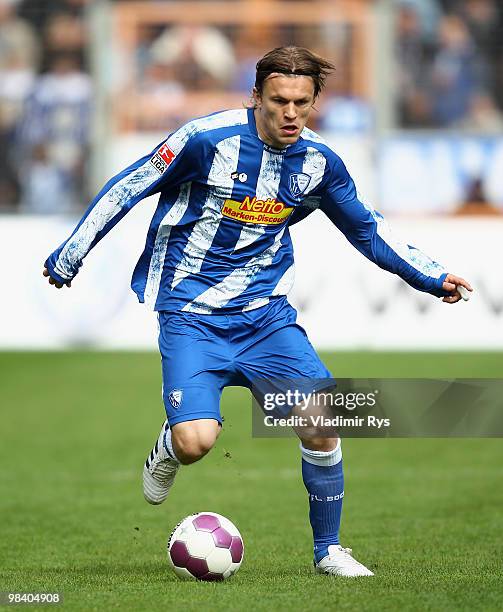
[{"xmin": 43, "ymin": 267, "xmax": 72, "ymax": 289}]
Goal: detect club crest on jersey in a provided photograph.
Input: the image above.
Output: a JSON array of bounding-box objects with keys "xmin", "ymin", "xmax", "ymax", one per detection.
[
  {"xmin": 289, "ymin": 173, "xmax": 311, "ymax": 198},
  {"xmin": 168, "ymin": 389, "xmax": 183, "ymax": 409},
  {"xmin": 150, "ymin": 143, "xmax": 176, "ymax": 174}
]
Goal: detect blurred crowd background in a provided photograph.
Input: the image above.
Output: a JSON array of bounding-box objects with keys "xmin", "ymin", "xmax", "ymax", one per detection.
[
  {"xmin": 1, "ymin": 0, "xmax": 503, "ymax": 214},
  {"xmin": 397, "ymin": 0, "xmax": 503, "ymax": 130},
  {"xmin": 0, "ymin": 0, "xmax": 91, "ymax": 213}
]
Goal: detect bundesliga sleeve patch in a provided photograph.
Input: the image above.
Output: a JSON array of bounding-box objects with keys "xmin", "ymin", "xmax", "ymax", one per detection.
[
  {"xmin": 222, "ymin": 196, "xmax": 293, "ymax": 225},
  {"xmin": 150, "ymin": 143, "xmax": 176, "ymax": 174}
]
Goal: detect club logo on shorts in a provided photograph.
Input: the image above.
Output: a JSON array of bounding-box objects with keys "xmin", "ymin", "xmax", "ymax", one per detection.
[
  {"xmin": 289, "ymin": 173, "xmax": 311, "ymax": 198},
  {"xmin": 168, "ymin": 389, "xmax": 183, "ymax": 409}
]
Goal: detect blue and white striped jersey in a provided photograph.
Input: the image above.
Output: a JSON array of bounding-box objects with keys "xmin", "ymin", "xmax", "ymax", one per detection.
[{"xmin": 45, "ymin": 108, "xmax": 447, "ymax": 313}]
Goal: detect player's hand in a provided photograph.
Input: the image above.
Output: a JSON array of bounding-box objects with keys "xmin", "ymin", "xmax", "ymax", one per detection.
[
  {"xmin": 441, "ymin": 273, "xmax": 472, "ymax": 304},
  {"xmin": 43, "ymin": 267, "xmax": 71, "ymax": 289}
]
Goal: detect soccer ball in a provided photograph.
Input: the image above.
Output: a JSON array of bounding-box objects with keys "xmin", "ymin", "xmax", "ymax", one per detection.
[{"xmin": 167, "ymin": 512, "xmax": 244, "ymax": 581}]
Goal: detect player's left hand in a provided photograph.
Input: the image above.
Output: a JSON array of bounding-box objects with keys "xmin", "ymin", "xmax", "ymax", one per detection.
[
  {"xmin": 43, "ymin": 267, "xmax": 71, "ymax": 289},
  {"xmin": 441, "ymin": 273, "xmax": 472, "ymax": 304}
]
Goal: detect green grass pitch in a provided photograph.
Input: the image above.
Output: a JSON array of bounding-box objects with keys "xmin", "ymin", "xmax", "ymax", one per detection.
[{"xmin": 1, "ymin": 352, "xmax": 502, "ymax": 611}]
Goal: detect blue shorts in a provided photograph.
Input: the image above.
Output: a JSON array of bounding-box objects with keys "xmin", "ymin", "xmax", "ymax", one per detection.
[{"xmin": 158, "ymin": 297, "xmax": 332, "ymax": 426}]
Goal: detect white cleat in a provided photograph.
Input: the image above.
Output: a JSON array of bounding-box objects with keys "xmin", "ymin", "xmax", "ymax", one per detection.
[
  {"xmin": 143, "ymin": 421, "xmax": 179, "ymax": 505},
  {"xmin": 315, "ymin": 545, "xmax": 374, "ymax": 577}
]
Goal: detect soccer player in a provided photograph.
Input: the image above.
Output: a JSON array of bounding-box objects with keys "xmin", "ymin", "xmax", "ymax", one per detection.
[{"xmin": 44, "ymin": 47, "xmax": 472, "ymax": 577}]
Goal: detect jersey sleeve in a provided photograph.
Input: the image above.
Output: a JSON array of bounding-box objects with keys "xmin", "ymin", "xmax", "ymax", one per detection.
[
  {"xmin": 320, "ymin": 154, "xmax": 448, "ymax": 297},
  {"xmin": 44, "ymin": 129, "xmax": 202, "ymax": 284}
]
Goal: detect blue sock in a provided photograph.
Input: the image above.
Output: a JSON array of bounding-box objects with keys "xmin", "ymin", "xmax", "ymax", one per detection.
[{"xmin": 301, "ymin": 441, "xmax": 344, "ymax": 563}]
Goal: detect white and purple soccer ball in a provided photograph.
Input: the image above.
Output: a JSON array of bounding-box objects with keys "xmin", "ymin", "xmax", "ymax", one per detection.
[{"xmin": 167, "ymin": 512, "xmax": 244, "ymax": 581}]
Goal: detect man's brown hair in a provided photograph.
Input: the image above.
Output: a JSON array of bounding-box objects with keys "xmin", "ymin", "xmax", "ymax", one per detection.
[{"xmin": 254, "ymin": 46, "xmax": 335, "ymax": 99}]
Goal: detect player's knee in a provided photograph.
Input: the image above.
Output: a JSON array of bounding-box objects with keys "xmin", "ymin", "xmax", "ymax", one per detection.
[
  {"xmin": 172, "ymin": 420, "xmax": 220, "ymax": 465},
  {"xmin": 294, "ymin": 421, "xmax": 338, "ymax": 448},
  {"xmin": 299, "ymin": 436, "xmax": 339, "ymax": 453},
  {"xmin": 173, "ymin": 432, "xmax": 210, "ymax": 464}
]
